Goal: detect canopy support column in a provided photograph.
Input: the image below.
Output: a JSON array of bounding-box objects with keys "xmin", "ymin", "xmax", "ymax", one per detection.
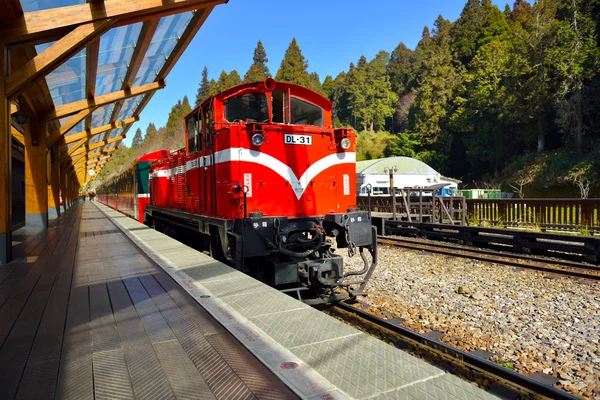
[
  {"xmin": 24, "ymin": 117, "xmax": 48, "ymax": 228},
  {"xmin": 47, "ymin": 146, "xmax": 60, "ymax": 219},
  {"xmin": 0, "ymin": 41, "xmax": 11, "ymax": 264}
]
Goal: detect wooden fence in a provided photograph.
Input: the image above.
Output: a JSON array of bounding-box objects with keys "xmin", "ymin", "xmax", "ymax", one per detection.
[
  {"xmin": 467, "ymin": 198, "xmax": 600, "ymax": 233},
  {"xmin": 356, "ymin": 194, "xmax": 467, "ymax": 225}
]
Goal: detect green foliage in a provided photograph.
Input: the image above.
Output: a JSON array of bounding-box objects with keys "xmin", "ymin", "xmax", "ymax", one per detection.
[
  {"xmin": 276, "ymin": 38, "xmax": 310, "ymax": 86},
  {"xmin": 355, "ymin": 131, "xmax": 396, "ymax": 161},
  {"xmin": 216, "ymin": 70, "xmax": 242, "ymax": 92},
  {"xmin": 100, "ymin": 3, "xmax": 600, "ymax": 195},
  {"xmin": 388, "ymin": 42, "xmax": 419, "ymax": 95},
  {"xmin": 346, "ymin": 52, "xmax": 398, "ymax": 131},
  {"xmin": 244, "ymin": 40, "xmax": 271, "ymax": 82}
]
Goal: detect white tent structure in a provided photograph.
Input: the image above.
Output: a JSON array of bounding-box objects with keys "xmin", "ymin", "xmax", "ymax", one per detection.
[{"xmin": 356, "ymin": 156, "xmax": 459, "ymax": 196}]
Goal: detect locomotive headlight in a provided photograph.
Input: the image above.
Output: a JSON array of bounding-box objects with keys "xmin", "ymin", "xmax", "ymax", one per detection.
[
  {"xmin": 231, "ymin": 182, "xmax": 242, "ymax": 194},
  {"xmin": 252, "ymin": 133, "xmax": 265, "ymax": 147},
  {"xmin": 340, "ymin": 137, "xmax": 351, "ymax": 150}
]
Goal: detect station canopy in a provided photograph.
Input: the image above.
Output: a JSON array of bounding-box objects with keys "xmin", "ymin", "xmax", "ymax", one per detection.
[
  {"xmin": 2, "ymin": 0, "xmax": 226, "ymax": 181},
  {"xmin": 356, "ymin": 157, "xmax": 439, "ymax": 176}
]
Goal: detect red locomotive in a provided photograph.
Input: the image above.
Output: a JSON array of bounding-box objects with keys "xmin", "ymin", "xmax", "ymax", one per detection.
[{"xmin": 108, "ymin": 79, "xmax": 376, "ymax": 303}]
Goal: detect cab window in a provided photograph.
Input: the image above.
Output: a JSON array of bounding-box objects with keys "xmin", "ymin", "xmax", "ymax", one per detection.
[
  {"xmin": 186, "ymin": 118, "xmax": 197, "ymax": 153},
  {"xmin": 225, "ymin": 93, "xmax": 268, "ymax": 123},
  {"xmin": 291, "ymin": 97, "xmax": 323, "ymax": 126}
]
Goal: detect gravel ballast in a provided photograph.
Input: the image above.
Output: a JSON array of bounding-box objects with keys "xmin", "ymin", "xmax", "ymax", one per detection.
[{"xmin": 341, "ymin": 244, "xmax": 600, "ymax": 399}]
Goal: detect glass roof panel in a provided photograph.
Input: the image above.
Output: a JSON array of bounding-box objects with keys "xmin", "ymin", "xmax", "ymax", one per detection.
[
  {"xmin": 67, "ymin": 141, "xmax": 83, "ymax": 150},
  {"xmin": 133, "ymin": 12, "xmax": 193, "ymax": 87},
  {"xmin": 59, "ymin": 116, "xmax": 85, "ymax": 136},
  {"xmin": 117, "ymin": 94, "xmax": 145, "ymax": 121},
  {"xmin": 20, "ymin": 0, "xmax": 85, "ymax": 13},
  {"xmin": 105, "ymin": 142, "xmax": 118, "ymax": 151},
  {"xmin": 95, "ymin": 23, "xmax": 143, "ymax": 96},
  {"xmin": 90, "ymin": 104, "xmax": 116, "ymax": 130},
  {"xmin": 89, "ymin": 134, "xmax": 104, "ymax": 145},
  {"xmin": 36, "ymin": 43, "xmax": 86, "ymax": 107},
  {"xmin": 109, "ymin": 128, "xmax": 124, "ymax": 140},
  {"xmin": 89, "ymin": 147, "xmax": 101, "ymax": 155}
]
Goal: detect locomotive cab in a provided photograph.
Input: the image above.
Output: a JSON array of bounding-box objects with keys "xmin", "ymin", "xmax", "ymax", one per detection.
[{"xmin": 146, "ymin": 79, "xmax": 377, "ymax": 304}]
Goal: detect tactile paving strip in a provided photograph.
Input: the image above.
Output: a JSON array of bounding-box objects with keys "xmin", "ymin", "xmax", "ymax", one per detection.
[
  {"xmin": 250, "ymin": 308, "xmax": 361, "ymax": 349},
  {"xmin": 288, "ymin": 333, "xmax": 446, "ymax": 399},
  {"xmin": 370, "ymin": 373, "xmax": 499, "ymax": 400},
  {"xmin": 224, "ymin": 290, "xmax": 309, "ymax": 318}
]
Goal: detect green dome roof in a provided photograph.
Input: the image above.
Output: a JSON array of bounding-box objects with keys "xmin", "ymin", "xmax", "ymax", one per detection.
[{"xmin": 356, "ymin": 157, "xmax": 438, "ymax": 175}]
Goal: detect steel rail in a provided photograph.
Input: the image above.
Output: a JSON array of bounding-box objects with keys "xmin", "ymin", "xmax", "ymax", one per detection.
[
  {"xmin": 378, "ymin": 236, "xmax": 600, "ymax": 280},
  {"xmin": 334, "ymin": 302, "xmax": 579, "ymax": 400}
]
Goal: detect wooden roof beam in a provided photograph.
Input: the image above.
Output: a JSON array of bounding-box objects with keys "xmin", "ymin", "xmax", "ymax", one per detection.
[
  {"xmin": 1, "ymin": 0, "xmax": 225, "ymax": 45},
  {"xmin": 89, "ymin": 135, "xmax": 123, "ymax": 151},
  {"xmin": 124, "ymin": 19, "xmax": 159, "ymax": 89},
  {"xmin": 47, "ymin": 107, "xmax": 95, "ymax": 146},
  {"xmin": 45, "ymin": 80, "xmax": 164, "ymax": 121},
  {"xmin": 63, "ymin": 116, "xmax": 137, "ymax": 144},
  {"xmin": 86, "ymin": 37, "xmax": 100, "ymax": 99},
  {"xmin": 5, "ymin": 19, "xmax": 114, "ymax": 98}
]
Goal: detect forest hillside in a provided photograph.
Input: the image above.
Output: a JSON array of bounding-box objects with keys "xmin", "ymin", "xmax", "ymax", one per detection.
[{"xmin": 97, "ymin": 0, "xmax": 600, "ymax": 198}]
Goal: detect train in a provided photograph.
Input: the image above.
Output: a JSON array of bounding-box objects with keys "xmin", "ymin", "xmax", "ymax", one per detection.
[{"xmin": 98, "ymin": 79, "xmax": 377, "ymax": 304}]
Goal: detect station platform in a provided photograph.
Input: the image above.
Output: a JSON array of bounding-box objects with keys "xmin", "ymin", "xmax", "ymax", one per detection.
[
  {"xmin": 0, "ymin": 202, "xmax": 295, "ymax": 400},
  {"xmin": 0, "ymin": 201, "xmax": 500, "ymax": 399}
]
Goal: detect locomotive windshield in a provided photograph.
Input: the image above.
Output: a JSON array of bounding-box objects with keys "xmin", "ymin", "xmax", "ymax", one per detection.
[
  {"xmin": 291, "ymin": 97, "xmax": 323, "ymax": 127},
  {"xmin": 225, "ymin": 93, "xmax": 268, "ymax": 122}
]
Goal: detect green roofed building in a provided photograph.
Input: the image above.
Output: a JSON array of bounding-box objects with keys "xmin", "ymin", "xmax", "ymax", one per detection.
[{"xmin": 356, "ymin": 156, "xmax": 460, "ymax": 196}]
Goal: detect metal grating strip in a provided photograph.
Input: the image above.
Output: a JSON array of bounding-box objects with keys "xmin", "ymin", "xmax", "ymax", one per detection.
[
  {"xmin": 89, "ymin": 281, "xmax": 122, "ymax": 353},
  {"xmin": 136, "ymin": 274, "xmax": 256, "ymax": 400},
  {"xmin": 93, "ymin": 349, "xmax": 135, "ymax": 400},
  {"xmin": 151, "ymin": 269, "xmax": 225, "ymax": 336},
  {"xmin": 122, "ymin": 275, "xmax": 177, "ymax": 344},
  {"xmin": 207, "ymin": 333, "xmax": 298, "ymax": 400},
  {"xmin": 153, "ymin": 340, "xmax": 216, "ymax": 400},
  {"xmin": 106, "ymin": 279, "xmax": 176, "ymax": 399}
]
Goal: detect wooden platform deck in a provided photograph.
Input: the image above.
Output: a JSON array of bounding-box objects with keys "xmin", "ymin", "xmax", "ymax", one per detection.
[{"xmin": 0, "ymin": 201, "xmax": 295, "ymax": 400}]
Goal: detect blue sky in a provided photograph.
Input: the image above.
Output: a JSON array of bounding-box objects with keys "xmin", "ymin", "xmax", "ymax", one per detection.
[{"xmin": 127, "ymin": 0, "xmax": 508, "ymax": 147}]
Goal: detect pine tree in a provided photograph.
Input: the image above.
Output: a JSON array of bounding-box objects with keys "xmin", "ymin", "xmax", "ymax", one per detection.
[
  {"xmin": 143, "ymin": 122, "xmax": 157, "ymax": 145},
  {"xmin": 322, "ymin": 75, "xmax": 335, "ymax": 100},
  {"xmin": 451, "ymin": 0, "xmax": 510, "ymax": 65},
  {"xmin": 308, "ymin": 72, "xmax": 322, "ymax": 94},
  {"xmin": 346, "ymin": 57, "xmax": 368, "ymax": 130},
  {"xmin": 388, "ymin": 42, "xmax": 419, "ymax": 95},
  {"xmin": 244, "ymin": 40, "xmax": 271, "ymax": 82},
  {"xmin": 131, "ymin": 127, "xmax": 143, "ymax": 149},
  {"xmin": 276, "ymin": 38, "xmax": 310, "ymax": 86},
  {"xmin": 195, "ymin": 66, "xmax": 210, "ymax": 106},
  {"xmin": 228, "ymin": 70, "xmax": 242, "ymax": 87},
  {"xmin": 365, "ymin": 51, "xmax": 398, "ymax": 131},
  {"xmin": 411, "ymin": 16, "xmax": 460, "ymax": 164},
  {"xmin": 217, "ymin": 70, "xmax": 230, "ymax": 92},
  {"xmin": 549, "ymin": 0, "xmax": 600, "ymax": 149}
]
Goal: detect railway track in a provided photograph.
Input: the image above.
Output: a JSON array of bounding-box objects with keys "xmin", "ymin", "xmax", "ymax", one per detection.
[
  {"xmin": 331, "ymin": 301, "xmax": 580, "ymax": 400},
  {"xmin": 378, "ymin": 235, "xmax": 600, "ymax": 281}
]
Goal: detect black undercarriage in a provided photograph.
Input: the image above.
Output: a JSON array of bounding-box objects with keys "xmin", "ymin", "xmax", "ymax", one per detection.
[{"xmin": 145, "ymin": 205, "xmax": 378, "ymax": 304}]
